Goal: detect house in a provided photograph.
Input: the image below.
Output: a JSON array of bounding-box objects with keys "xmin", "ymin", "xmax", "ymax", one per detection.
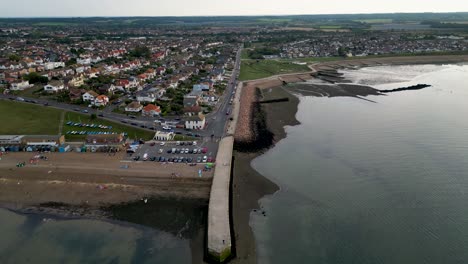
[
  {"xmin": 69, "ymin": 88, "xmax": 84, "ymax": 101},
  {"xmin": 98, "ymin": 84, "xmax": 117, "ymax": 95},
  {"xmin": 153, "ymin": 131, "xmax": 174, "ymax": 141},
  {"xmin": 44, "ymin": 80, "xmax": 66, "ymax": 93},
  {"xmin": 185, "ymin": 113, "xmax": 206, "ymax": 130},
  {"xmin": 125, "ymin": 101, "xmax": 143, "ymax": 112},
  {"xmin": 136, "ymin": 88, "xmax": 158, "ymax": 103},
  {"xmin": 115, "ymin": 79, "xmax": 130, "ymax": 90},
  {"xmin": 193, "ymin": 84, "xmax": 210, "ymax": 92},
  {"xmin": 183, "ymin": 95, "xmax": 200, "ymax": 108},
  {"xmin": 183, "ymin": 105, "xmax": 202, "ymax": 116},
  {"xmin": 10, "ymin": 80, "xmax": 30, "ymax": 91},
  {"xmin": 67, "ymin": 74, "xmax": 85, "ymax": 87},
  {"xmin": 142, "ymin": 104, "xmax": 161, "ymax": 117},
  {"xmin": 94, "ymin": 95, "xmax": 109, "ymax": 107},
  {"xmin": 77, "ymin": 57, "xmax": 92, "ymax": 65},
  {"xmin": 44, "ymin": 62, "xmax": 65, "ymax": 70},
  {"xmin": 82, "ymin": 91, "xmax": 99, "ymax": 102}
]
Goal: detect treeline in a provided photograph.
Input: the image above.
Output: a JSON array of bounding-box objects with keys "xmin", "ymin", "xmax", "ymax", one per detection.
[{"xmin": 422, "ymin": 21, "xmax": 468, "ymax": 30}]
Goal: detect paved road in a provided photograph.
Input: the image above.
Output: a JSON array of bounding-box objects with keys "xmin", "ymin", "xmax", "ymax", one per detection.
[
  {"xmin": 0, "ymin": 46, "xmax": 243, "ymax": 139},
  {"xmin": 205, "ymin": 46, "xmax": 242, "ymax": 138}
]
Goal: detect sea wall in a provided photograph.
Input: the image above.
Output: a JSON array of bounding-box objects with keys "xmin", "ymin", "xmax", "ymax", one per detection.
[{"xmin": 207, "ymin": 82, "xmax": 243, "ymax": 262}]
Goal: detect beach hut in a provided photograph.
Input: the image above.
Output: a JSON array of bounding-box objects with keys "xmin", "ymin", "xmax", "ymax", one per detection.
[{"xmin": 58, "ymin": 145, "xmax": 70, "ymax": 153}]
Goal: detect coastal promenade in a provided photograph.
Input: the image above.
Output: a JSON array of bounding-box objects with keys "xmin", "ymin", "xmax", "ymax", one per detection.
[{"xmin": 207, "ymin": 82, "xmax": 242, "ymax": 262}]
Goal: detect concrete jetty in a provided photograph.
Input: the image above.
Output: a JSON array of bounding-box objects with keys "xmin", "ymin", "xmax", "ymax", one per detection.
[
  {"xmin": 207, "ymin": 82, "xmax": 242, "ymax": 262},
  {"xmin": 207, "ymin": 136, "xmax": 234, "ymax": 262}
]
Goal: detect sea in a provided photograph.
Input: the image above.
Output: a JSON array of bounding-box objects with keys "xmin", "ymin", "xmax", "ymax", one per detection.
[
  {"xmin": 0, "ymin": 198, "xmax": 207, "ymax": 263},
  {"xmin": 251, "ymin": 64, "xmax": 468, "ymax": 264}
]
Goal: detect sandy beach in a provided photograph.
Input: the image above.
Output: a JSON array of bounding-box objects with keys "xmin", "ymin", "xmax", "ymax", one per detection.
[{"xmin": 0, "ymin": 152, "xmax": 213, "ymax": 211}]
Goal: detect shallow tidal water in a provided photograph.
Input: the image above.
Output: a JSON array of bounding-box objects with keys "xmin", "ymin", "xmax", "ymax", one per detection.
[
  {"xmin": 0, "ymin": 197, "xmax": 209, "ymax": 264},
  {"xmin": 251, "ymin": 64, "xmax": 468, "ymax": 264}
]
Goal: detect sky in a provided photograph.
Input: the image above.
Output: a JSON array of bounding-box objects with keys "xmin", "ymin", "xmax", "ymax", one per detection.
[{"xmin": 1, "ymin": 0, "xmax": 468, "ymax": 17}]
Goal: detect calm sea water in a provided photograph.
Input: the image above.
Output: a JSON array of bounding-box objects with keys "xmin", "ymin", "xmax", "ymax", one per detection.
[
  {"xmin": 0, "ymin": 207, "xmax": 193, "ymax": 264},
  {"xmin": 251, "ymin": 64, "xmax": 468, "ymax": 264}
]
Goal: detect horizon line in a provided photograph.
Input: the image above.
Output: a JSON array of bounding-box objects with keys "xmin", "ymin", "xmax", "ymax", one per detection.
[{"xmin": 1, "ymin": 11, "xmax": 468, "ymax": 19}]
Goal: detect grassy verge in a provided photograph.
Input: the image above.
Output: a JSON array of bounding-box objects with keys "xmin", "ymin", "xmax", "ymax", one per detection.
[{"xmin": 239, "ymin": 60, "xmax": 310, "ymax": 81}]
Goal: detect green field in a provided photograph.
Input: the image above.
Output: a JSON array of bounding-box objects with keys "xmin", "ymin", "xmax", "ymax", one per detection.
[
  {"xmin": 319, "ymin": 25, "xmax": 343, "ymax": 29},
  {"xmin": 0, "ymin": 100, "xmax": 154, "ymax": 140},
  {"xmin": 257, "ymin": 18, "xmax": 292, "ymax": 23},
  {"xmin": 0, "ymin": 100, "xmax": 62, "ymax": 135},
  {"xmin": 241, "ymin": 49, "xmax": 251, "ymax": 60},
  {"xmin": 354, "ymin": 19, "xmax": 393, "ymax": 24},
  {"xmin": 33, "ymin": 22, "xmax": 77, "ymax": 26},
  {"xmin": 239, "ymin": 60, "xmax": 310, "ymax": 81}
]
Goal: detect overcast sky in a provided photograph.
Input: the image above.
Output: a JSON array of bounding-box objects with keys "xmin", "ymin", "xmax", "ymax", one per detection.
[{"xmin": 2, "ymin": 0, "xmax": 468, "ymax": 17}]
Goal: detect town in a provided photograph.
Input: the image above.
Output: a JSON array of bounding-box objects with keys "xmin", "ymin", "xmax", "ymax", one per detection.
[{"xmin": 1, "ymin": 13, "xmax": 468, "ymax": 263}]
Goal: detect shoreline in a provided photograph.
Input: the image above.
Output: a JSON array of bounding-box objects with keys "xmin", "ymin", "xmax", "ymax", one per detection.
[
  {"xmin": 230, "ymin": 55, "xmax": 468, "ymax": 263},
  {"xmin": 231, "ymin": 84, "xmax": 301, "ymax": 263}
]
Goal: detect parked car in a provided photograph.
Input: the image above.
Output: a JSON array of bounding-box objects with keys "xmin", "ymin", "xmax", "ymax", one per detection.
[
  {"xmin": 159, "ymin": 149, "xmax": 163, "ymax": 154},
  {"xmin": 133, "ymin": 155, "xmax": 140, "ymax": 161},
  {"xmin": 202, "ymin": 156, "xmax": 208, "ymax": 163},
  {"xmin": 82, "ymin": 110, "xmax": 88, "ymax": 113},
  {"xmin": 160, "ymin": 142, "xmax": 165, "ymax": 146},
  {"xmin": 197, "ymin": 157, "xmax": 202, "ymax": 163}
]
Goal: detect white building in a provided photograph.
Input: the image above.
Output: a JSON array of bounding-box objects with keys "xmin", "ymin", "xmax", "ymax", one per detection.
[
  {"xmin": 44, "ymin": 81, "xmax": 66, "ymax": 93},
  {"xmin": 185, "ymin": 113, "xmax": 206, "ymax": 130},
  {"xmin": 10, "ymin": 80, "xmax": 30, "ymax": 91},
  {"xmin": 153, "ymin": 131, "xmax": 175, "ymax": 141},
  {"xmin": 77, "ymin": 58, "xmax": 92, "ymax": 65},
  {"xmin": 82, "ymin": 91, "xmax": 98, "ymax": 102},
  {"xmin": 44, "ymin": 62, "xmax": 65, "ymax": 70}
]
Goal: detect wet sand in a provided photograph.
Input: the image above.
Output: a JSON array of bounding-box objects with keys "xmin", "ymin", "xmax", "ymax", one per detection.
[
  {"xmin": 0, "ymin": 152, "xmax": 213, "ymax": 209},
  {"xmin": 231, "ymin": 86, "xmax": 301, "ymax": 263}
]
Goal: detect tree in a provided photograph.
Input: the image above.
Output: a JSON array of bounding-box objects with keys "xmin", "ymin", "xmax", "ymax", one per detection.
[
  {"xmin": 129, "ymin": 45, "xmax": 151, "ymax": 59},
  {"xmin": 66, "ymin": 58, "xmax": 77, "ymax": 66},
  {"xmin": 8, "ymin": 54, "xmax": 21, "ymax": 62},
  {"xmin": 23, "ymin": 72, "xmax": 48, "ymax": 84}
]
